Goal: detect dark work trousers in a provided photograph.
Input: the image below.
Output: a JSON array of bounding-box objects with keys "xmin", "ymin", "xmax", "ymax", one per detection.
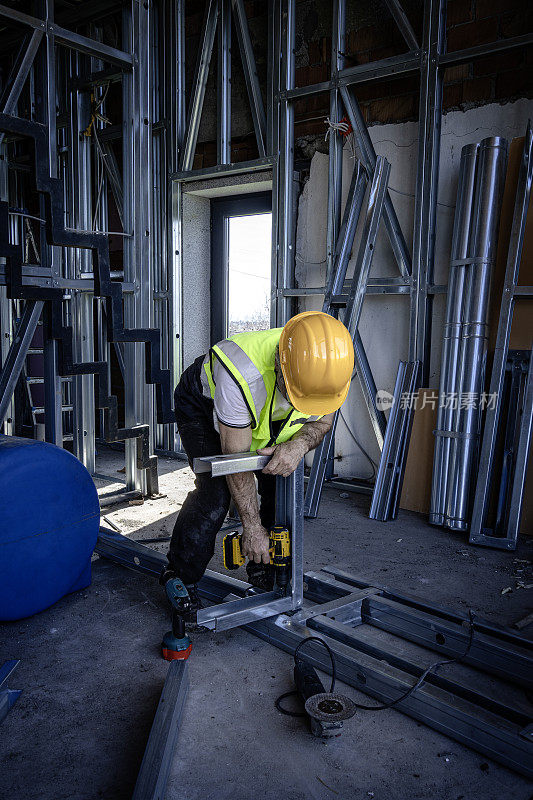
[{"xmin": 169, "ymin": 356, "xmax": 276, "ymax": 585}]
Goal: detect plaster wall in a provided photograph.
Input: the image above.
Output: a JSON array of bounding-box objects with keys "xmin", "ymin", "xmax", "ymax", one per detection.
[
  {"xmin": 296, "ymin": 98, "xmax": 533, "ymax": 478},
  {"xmin": 180, "ymin": 173, "xmax": 274, "ymax": 371},
  {"xmin": 181, "ymin": 193, "xmax": 211, "ymax": 370}
]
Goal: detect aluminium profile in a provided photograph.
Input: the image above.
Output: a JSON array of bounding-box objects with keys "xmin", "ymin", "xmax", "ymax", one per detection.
[
  {"xmin": 93, "ymin": 531, "xmax": 533, "ymax": 777},
  {"xmin": 0, "ymin": 660, "xmax": 22, "ymax": 726},
  {"xmin": 231, "ymin": 0, "xmax": 267, "ymax": 158},
  {"xmin": 369, "ymin": 360, "xmax": 421, "ymax": 521},
  {"xmin": 470, "ymin": 124, "xmax": 533, "ymax": 549},
  {"xmin": 132, "ymin": 660, "xmax": 189, "ymax": 800},
  {"xmin": 445, "ymin": 137, "xmax": 509, "ymax": 532},
  {"xmin": 429, "ymin": 142, "xmax": 479, "ymax": 526}
]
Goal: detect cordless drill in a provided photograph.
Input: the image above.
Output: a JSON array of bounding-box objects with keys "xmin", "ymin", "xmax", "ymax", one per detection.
[
  {"xmin": 161, "ymin": 575, "xmax": 193, "ymax": 661},
  {"xmin": 223, "ymin": 525, "xmax": 291, "ymax": 592}
]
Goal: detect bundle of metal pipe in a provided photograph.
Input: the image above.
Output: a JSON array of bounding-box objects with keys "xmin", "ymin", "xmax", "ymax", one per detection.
[{"xmin": 430, "ymin": 137, "xmax": 508, "ymax": 531}]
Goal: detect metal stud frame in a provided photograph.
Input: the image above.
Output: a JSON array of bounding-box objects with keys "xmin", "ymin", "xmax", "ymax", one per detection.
[{"xmin": 0, "ymin": 0, "xmax": 531, "ymax": 506}]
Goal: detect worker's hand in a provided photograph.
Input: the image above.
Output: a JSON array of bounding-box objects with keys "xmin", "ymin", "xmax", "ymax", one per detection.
[
  {"xmin": 257, "ymin": 440, "xmax": 307, "ymax": 478},
  {"xmin": 241, "ymin": 523, "xmax": 271, "ymax": 564}
]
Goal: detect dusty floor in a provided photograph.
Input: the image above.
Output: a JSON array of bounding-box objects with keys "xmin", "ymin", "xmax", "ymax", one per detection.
[{"xmin": 1, "ymin": 446, "xmax": 532, "ymax": 800}]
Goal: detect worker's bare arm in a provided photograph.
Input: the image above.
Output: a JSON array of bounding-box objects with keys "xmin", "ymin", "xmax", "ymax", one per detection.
[
  {"xmin": 219, "ymin": 422, "xmax": 270, "ymax": 564},
  {"xmin": 258, "ymin": 413, "xmax": 334, "ymax": 477}
]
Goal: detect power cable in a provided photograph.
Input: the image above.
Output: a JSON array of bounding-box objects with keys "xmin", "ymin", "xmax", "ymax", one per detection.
[{"xmin": 275, "ymin": 611, "xmax": 477, "ymax": 716}]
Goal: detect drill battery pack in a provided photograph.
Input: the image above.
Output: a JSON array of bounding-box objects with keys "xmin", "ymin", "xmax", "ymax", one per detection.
[
  {"xmin": 222, "ymin": 527, "xmax": 291, "ymax": 572},
  {"xmin": 223, "ymin": 531, "xmax": 246, "ymax": 570}
]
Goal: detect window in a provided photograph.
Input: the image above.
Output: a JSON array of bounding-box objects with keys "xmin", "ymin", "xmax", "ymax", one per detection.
[{"xmin": 211, "ymin": 193, "xmax": 272, "ymax": 343}]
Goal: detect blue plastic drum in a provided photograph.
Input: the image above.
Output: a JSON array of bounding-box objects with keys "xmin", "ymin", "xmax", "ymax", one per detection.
[{"xmin": 0, "ymin": 435, "xmax": 99, "ymax": 620}]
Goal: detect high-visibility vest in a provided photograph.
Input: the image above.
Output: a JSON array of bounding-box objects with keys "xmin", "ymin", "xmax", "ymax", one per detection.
[{"xmin": 201, "ymin": 328, "xmax": 321, "ymax": 451}]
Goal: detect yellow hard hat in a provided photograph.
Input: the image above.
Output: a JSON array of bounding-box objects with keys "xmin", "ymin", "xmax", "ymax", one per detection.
[{"xmin": 278, "ymin": 311, "xmax": 354, "ymax": 415}]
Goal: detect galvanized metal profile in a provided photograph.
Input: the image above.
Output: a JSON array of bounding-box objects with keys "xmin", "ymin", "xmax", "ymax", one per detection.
[
  {"xmin": 382, "ymin": 0, "xmax": 419, "ymax": 50},
  {"xmin": 305, "ymin": 160, "xmax": 388, "ymax": 518},
  {"xmin": 197, "ymin": 591, "xmax": 293, "ymax": 631},
  {"xmin": 369, "ymin": 360, "xmax": 421, "ymax": 521},
  {"xmin": 231, "ymin": 0, "xmax": 267, "ymax": 158},
  {"xmin": 344, "ymin": 157, "xmax": 392, "ymax": 337},
  {"xmin": 445, "ymin": 136, "xmax": 509, "ymax": 532},
  {"xmin": 248, "ymin": 614, "xmax": 533, "ymax": 779},
  {"xmin": 132, "ymin": 660, "xmax": 189, "ymax": 800},
  {"xmin": 323, "ymin": 161, "xmax": 367, "ymax": 308},
  {"xmin": 172, "ymin": 156, "xmax": 274, "ymax": 183},
  {"xmin": 217, "ymin": 0, "xmax": 231, "ymax": 165},
  {"xmin": 273, "ymin": 0, "xmax": 296, "ymax": 326},
  {"xmin": 93, "ymin": 534, "xmax": 533, "ymax": 776},
  {"xmin": 122, "ymin": 0, "xmax": 156, "ymax": 493},
  {"xmin": 193, "ymin": 451, "xmax": 271, "ymax": 476},
  {"xmin": 0, "ymin": 4, "xmax": 133, "ymax": 67},
  {"xmin": 0, "ymin": 660, "xmax": 22, "ymax": 725},
  {"xmin": 430, "ymin": 143, "xmax": 479, "ymax": 527},
  {"xmin": 179, "ymin": 0, "xmax": 219, "ymax": 172},
  {"xmin": 440, "ymin": 32, "xmax": 533, "ymax": 67},
  {"xmin": 283, "ymin": 50, "xmax": 421, "ymax": 100},
  {"xmin": 340, "ymin": 86, "xmax": 412, "ymax": 279},
  {"xmin": 1, "ymin": 29, "xmax": 44, "ymax": 120},
  {"xmin": 0, "ymin": 300, "xmax": 44, "ymax": 428},
  {"xmin": 506, "ymin": 350, "xmax": 533, "ymax": 544},
  {"xmin": 409, "ymin": 0, "xmax": 446, "ymax": 381},
  {"xmin": 470, "ymin": 125, "xmax": 533, "ymax": 549},
  {"xmin": 317, "ymin": 565, "xmax": 533, "ymax": 687},
  {"xmin": 70, "ymin": 50, "xmax": 96, "ymax": 473},
  {"xmin": 325, "ymin": 0, "xmax": 346, "ymax": 291}
]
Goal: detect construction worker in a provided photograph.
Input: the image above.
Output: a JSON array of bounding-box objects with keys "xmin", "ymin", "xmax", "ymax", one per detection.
[{"xmin": 164, "ymin": 311, "xmax": 354, "ymax": 622}]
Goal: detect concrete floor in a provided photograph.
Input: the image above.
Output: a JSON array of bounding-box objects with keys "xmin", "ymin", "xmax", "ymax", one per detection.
[{"xmin": 1, "ymin": 448, "xmax": 532, "ymax": 800}]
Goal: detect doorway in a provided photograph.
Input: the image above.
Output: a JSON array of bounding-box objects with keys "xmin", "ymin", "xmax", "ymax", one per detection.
[{"xmin": 211, "ymin": 193, "xmax": 272, "ymax": 343}]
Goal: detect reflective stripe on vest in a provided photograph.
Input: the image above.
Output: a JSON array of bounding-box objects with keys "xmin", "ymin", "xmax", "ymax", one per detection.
[{"xmin": 202, "ymin": 329, "xmax": 322, "ymax": 450}]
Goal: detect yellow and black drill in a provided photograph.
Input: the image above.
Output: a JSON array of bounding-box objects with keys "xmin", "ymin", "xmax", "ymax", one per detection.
[{"xmin": 223, "ymin": 525, "xmax": 291, "ymax": 593}]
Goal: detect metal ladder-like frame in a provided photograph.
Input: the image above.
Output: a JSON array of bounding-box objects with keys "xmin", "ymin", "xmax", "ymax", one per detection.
[{"xmin": 469, "ymin": 123, "xmax": 533, "ymax": 550}]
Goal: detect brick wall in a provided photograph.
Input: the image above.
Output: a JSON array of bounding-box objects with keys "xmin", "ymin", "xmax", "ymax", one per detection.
[
  {"xmin": 294, "ymin": 0, "xmax": 532, "ymax": 134},
  {"xmin": 185, "ymin": 0, "xmax": 532, "ymax": 168}
]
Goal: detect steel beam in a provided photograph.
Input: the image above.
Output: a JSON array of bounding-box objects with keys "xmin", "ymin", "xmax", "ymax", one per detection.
[
  {"xmin": 179, "ymin": 0, "xmax": 218, "ymax": 172},
  {"xmin": 0, "ymin": 4, "xmax": 133, "ymax": 68},
  {"xmin": 273, "ymin": 0, "xmax": 296, "ymax": 325},
  {"xmin": 123, "ymin": 0, "xmax": 155, "ymax": 493},
  {"xmin": 382, "ymin": 0, "xmax": 419, "ymax": 50},
  {"xmin": 217, "ymin": 0, "xmax": 231, "ymax": 165},
  {"xmin": 0, "ymin": 300, "xmax": 43, "ymax": 429},
  {"xmin": 132, "ymin": 660, "xmax": 189, "ymax": 800},
  {"xmin": 284, "ymin": 50, "xmax": 421, "ymax": 100},
  {"xmin": 470, "ymin": 125, "xmax": 533, "ymax": 549},
  {"xmin": 193, "ymin": 451, "xmax": 271, "ymax": 476},
  {"xmin": 232, "ymin": 0, "xmax": 267, "ymax": 158},
  {"xmin": 325, "ymin": 0, "xmax": 346, "ymax": 291},
  {"xmin": 440, "ymin": 33, "xmax": 533, "ymax": 67},
  {"xmin": 409, "ymin": 0, "xmax": 446, "ymax": 381},
  {"xmin": 93, "ymin": 534, "xmax": 533, "ymax": 777},
  {"xmin": 369, "ymin": 360, "xmax": 420, "ymax": 520},
  {"xmin": 2, "ymin": 29, "xmax": 43, "ymax": 117},
  {"xmin": 250, "ymin": 614, "xmax": 533, "ymax": 779},
  {"xmin": 340, "ymin": 86, "xmax": 412, "ymax": 279},
  {"xmin": 317, "ymin": 566, "xmax": 533, "ymax": 685},
  {"xmin": 70, "ymin": 52, "xmax": 96, "ymax": 473},
  {"xmin": 0, "ymin": 660, "xmax": 22, "ymax": 726},
  {"xmin": 172, "ymin": 156, "xmax": 274, "ymax": 182},
  {"xmin": 344, "ymin": 157, "xmax": 391, "ymax": 337}
]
